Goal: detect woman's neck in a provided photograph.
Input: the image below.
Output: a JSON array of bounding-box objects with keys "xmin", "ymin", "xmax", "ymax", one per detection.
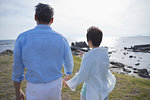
[{"xmin": 92, "ymin": 46, "xmax": 99, "ymax": 49}]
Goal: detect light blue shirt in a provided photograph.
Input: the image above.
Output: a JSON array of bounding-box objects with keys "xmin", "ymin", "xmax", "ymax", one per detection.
[{"xmin": 12, "ymin": 24, "xmax": 73, "ymax": 83}]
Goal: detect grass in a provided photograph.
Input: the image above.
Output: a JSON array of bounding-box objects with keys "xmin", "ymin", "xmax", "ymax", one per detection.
[{"xmin": 0, "ymin": 55, "xmax": 150, "ymax": 100}]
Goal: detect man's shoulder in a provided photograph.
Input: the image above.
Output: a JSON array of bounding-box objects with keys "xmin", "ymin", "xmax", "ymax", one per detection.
[
  {"xmin": 51, "ymin": 30, "xmax": 67, "ymax": 42},
  {"xmin": 51, "ymin": 30, "xmax": 65, "ymax": 38},
  {"xmin": 17, "ymin": 28, "xmax": 34, "ymax": 39}
]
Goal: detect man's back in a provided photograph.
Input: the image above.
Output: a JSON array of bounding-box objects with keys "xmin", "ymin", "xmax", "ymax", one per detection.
[
  {"xmin": 12, "ymin": 3, "xmax": 73, "ymax": 100},
  {"xmin": 12, "ymin": 24, "xmax": 73, "ymax": 83}
]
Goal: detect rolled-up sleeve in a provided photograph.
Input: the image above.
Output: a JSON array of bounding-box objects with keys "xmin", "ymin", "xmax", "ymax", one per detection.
[
  {"xmin": 12, "ymin": 37, "xmax": 25, "ymax": 82},
  {"xmin": 63, "ymin": 38, "xmax": 73, "ymax": 75}
]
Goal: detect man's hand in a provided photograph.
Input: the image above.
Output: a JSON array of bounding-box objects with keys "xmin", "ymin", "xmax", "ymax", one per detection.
[
  {"xmin": 63, "ymin": 75, "xmax": 71, "ymax": 87},
  {"xmin": 14, "ymin": 82, "xmax": 25, "ymax": 100},
  {"xmin": 16, "ymin": 89, "xmax": 25, "ymax": 100}
]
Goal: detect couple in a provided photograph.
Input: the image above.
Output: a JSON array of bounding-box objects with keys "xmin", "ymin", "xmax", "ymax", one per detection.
[{"xmin": 12, "ymin": 3, "xmax": 116, "ymax": 100}]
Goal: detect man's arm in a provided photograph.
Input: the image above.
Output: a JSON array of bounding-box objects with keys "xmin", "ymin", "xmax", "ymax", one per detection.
[
  {"xmin": 12, "ymin": 38, "xmax": 25, "ymax": 100},
  {"xmin": 14, "ymin": 82, "xmax": 25, "ymax": 100},
  {"xmin": 62, "ymin": 38, "xmax": 73, "ymax": 81}
]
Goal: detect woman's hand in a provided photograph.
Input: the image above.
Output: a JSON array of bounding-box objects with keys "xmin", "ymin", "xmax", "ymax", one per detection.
[
  {"xmin": 63, "ymin": 75, "xmax": 71, "ymax": 87},
  {"xmin": 62, "ymin": 79, "xmax": 68, "ymax": 87}
]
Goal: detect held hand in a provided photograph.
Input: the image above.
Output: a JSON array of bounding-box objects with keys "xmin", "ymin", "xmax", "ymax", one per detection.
[
  {"xmin": 63, "ymin": 75, "xmax": 71, "ymax": 81},
  {"xmin": 62, "ymin": 79, "xmax": 68, "ymax": 87},
  {"xmin": 16, "ymin": 90, "xmax": 25, "ymax": 100},
  {"xmin": 63, "ymin": 75, "xmax": 71, "ymax": 87},
  {"xmin": 20, "ymin": 90, "xmax": 25, "ymax": 100}
]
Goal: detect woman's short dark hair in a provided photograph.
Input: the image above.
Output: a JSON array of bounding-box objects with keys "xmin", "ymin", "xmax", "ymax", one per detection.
[
  {"xmin": 86, "ymin": 26, "xmax": 103, "ymax": 47},
  {"xmin": 35, "ymin": 3, "xmax": 54, "ymax": 24}
]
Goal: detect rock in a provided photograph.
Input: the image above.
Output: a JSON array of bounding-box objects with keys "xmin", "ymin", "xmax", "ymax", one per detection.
[
  {"xmin": 133, "ymin": 44, "xmax": 150, "ymax": 52},
  {"xmin": 124, "ymin": 47, "xmax": 128, "ymax": 50},
  {"xmin": 134, "ymin": 56, "xmax": 136, "ymax": 58},
  {"xmin": 133, "ymin": 70, "xmax": 138, "ymax": 73},
  {"xmin": 127, "ymin": 66, "xmax": 133, "ymax": 68},
  {"xmin": 123, "ymin": 52, "xmax": 128, "ymax": 55},
  {"xmin": 110, "ymin": 61, "xmax": 125, "ymax": 68},
  {"xmin": 139, "ymin": 57, "xmax": 142, "ymax": 59},
  {"xmin": 111, "ymin": 65, "xmax": 121, "ymax": 68},
  {"xmin": 109, "ymin": 51, "xmax": 116, "ymax": 55},
  {"xmin": 137, "ymin": 69, "xmax": 150, "ymax": 78},
  {"xmin": 108, "ymin": 52, "xmax": 112, "ymax": 54},
  {"xmin": 123, "ymin": 68, "xmax": 131, "ymax": 73},
  {"xmin": 120, "ymin": 72, "xmax": 125, "ymax": 75},
  {"xmin": 123, "ymin": 44, "xmax": 150, "ymax": 53},
  {"xmin": 0, "ymin": 49, "xmax": 13, "ymax": 55},
  {"xmin": 137, "ymin": 60, "xmax": 140, "ymax": 62},
  {"xmin": 71, "ymin": 41, "xmax": 90, "ymax": 52},
  {"xmin": 133, "ymin": 68, "xmax": 137, "ymax": 70},
  {"xmin": 135, "ymin": 63, "xmax": 140, "ymax": 66},
  {"xmin": 129, "ymin": 55, "xmax": 133, "ymax": 58}
]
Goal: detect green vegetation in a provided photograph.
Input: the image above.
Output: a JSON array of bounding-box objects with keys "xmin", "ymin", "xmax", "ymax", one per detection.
[{"xmin": 0, "ymin": 55, "xmax": 150, "ymax": 100}]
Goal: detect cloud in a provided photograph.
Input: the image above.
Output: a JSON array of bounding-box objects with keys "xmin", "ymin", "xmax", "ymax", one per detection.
[{"xmin": 0, "ymin": 0, "xmax": 149, "ymax": 41}]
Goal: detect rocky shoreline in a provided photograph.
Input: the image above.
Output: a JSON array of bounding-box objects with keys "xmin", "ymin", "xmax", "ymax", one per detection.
[
  {"xmin": 70, "ymin": 42, "xmax": 150, "ymax": 79},
  {"xmin": 0, "ymin": 49, "xmax": 13, "ymax": 56},
  {"xmin": 1, "ymin": 43, "xmax": 150, "ymax": 79},
  {"xmin": 109, "ymin": 61, "xmax": 150, "ymax": 79}
]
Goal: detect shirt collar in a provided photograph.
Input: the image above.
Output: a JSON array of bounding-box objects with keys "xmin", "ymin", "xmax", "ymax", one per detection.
[
  {"xmin": 34, "ymin": 24, "xmax": 52, "ymax": 30},
  {"xmin": 91, "ymin": 47, "xmax": 108, "ymax": 52}
]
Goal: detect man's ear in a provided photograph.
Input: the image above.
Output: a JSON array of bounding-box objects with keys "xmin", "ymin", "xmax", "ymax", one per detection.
[
  {"xmin": 35, "ymin": 14, "xmax": 38, "ymax": 21},
  {"xmin": 50, "ymin": 18, "xmax": 54, "ymax": 24}
]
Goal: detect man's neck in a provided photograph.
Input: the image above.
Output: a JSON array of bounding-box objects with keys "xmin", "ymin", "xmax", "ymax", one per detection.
[{"xmin": 37, "ymin": 22, "xmax": 50, "ymax": 25}]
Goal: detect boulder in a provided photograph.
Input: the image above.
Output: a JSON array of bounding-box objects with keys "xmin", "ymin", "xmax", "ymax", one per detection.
[
  {"xmin": 110, "ymin": 61, "xmax": 125, "ymax": 68},
  {"xmin": 133, "ymin": 70, "xmax": 138, "ymax": 73},
  {"xmin": 129, "ymin": 55, "xmax": 133, "ymax": 58},
  {"xmin": 137, "ymin": 69, "xmax": 150, "ymax": 78},
  {"xmin": 135, "ymin": 63, "xmax": 140, "ymax": 66},
  {"xmin": 0, "ymin": 49, "xmax": 13, "ymax": 55},
  {"xmin": 133, "ymin": 68, "xmax": 137, "ymax": 70},
  {"xmin": 111, "ymin": 65, "xmax": 121, "ymax": 68},
  {"xmin": 123, "ymin": 52, "xmax": 126, "ymax": 55},
  {"xmin": 123, "ymin": 68, "xmax": 131, "ymax": 73},
  {"xmin": 127, "ymin": 66, "xmax": 133, "ymax": 68},
  {"xmin": 124, "ymin": 44, "xmax": 150, "ymax": 53}
]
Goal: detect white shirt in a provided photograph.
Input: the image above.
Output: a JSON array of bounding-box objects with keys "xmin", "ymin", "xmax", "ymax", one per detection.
[{"xmin": 66, "ymin": 47, "xmax": 116, "ymax": 100}]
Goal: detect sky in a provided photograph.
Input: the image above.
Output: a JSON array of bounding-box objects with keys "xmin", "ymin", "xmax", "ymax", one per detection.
[{"xmin": 0, "ymin": 0, "xmax": 150, "ymax": 42}]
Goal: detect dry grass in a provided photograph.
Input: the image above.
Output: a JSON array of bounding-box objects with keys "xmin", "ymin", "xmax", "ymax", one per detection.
[{"xmin": 0, "ymin": 55, "xmax": 150, "ymax": 100}]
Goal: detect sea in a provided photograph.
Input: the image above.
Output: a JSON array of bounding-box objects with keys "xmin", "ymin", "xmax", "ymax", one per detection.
[{"xmin": 0, "ymin": 36, "xmax": 150, "ymax": 73}]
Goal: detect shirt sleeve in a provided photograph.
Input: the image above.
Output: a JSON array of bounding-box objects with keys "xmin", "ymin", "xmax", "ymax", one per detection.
[
  {"xmin": 66, "ymin": 54, "xmax": 94, "ymax": 91},
  {"xmin": 12, "ymin": 37, "xmax": 25, "ymax": 82},
  {"xmin": 62, "ymin": 38, "xmax": 73, "ymax": 75}
]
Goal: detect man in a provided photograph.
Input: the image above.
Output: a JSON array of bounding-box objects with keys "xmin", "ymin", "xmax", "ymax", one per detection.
[{"xmin": 12, "ymin": 3, "xmax": 73, "ymax": 100}]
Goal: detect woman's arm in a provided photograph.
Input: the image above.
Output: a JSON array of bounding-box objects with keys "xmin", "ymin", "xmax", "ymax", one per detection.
[{"xmin": 66, "ymin": 55, "xmax": 95, "ymax": 91}]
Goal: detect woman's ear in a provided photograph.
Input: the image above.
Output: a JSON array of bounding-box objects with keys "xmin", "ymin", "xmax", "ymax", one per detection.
[
  {"xmin": 35, "ymin": 14, "xmax": 38, "ymax": 21},
  {"xmin": 88, "ymin": 40, "xmax": 92, "ymax": 48},
  {"xmin": 50, "ymin": 18, "xmax": 54, "ymax": 24}
]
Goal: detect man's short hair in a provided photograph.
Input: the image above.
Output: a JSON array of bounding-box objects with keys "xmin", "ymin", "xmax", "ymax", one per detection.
[
  {"xmin": 86, "ymin": 26, "xmax": 103, "ymax": 47},
  {"xmin": 35, "ymin": 3, "xmax": 54, "ymax": 24}
]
